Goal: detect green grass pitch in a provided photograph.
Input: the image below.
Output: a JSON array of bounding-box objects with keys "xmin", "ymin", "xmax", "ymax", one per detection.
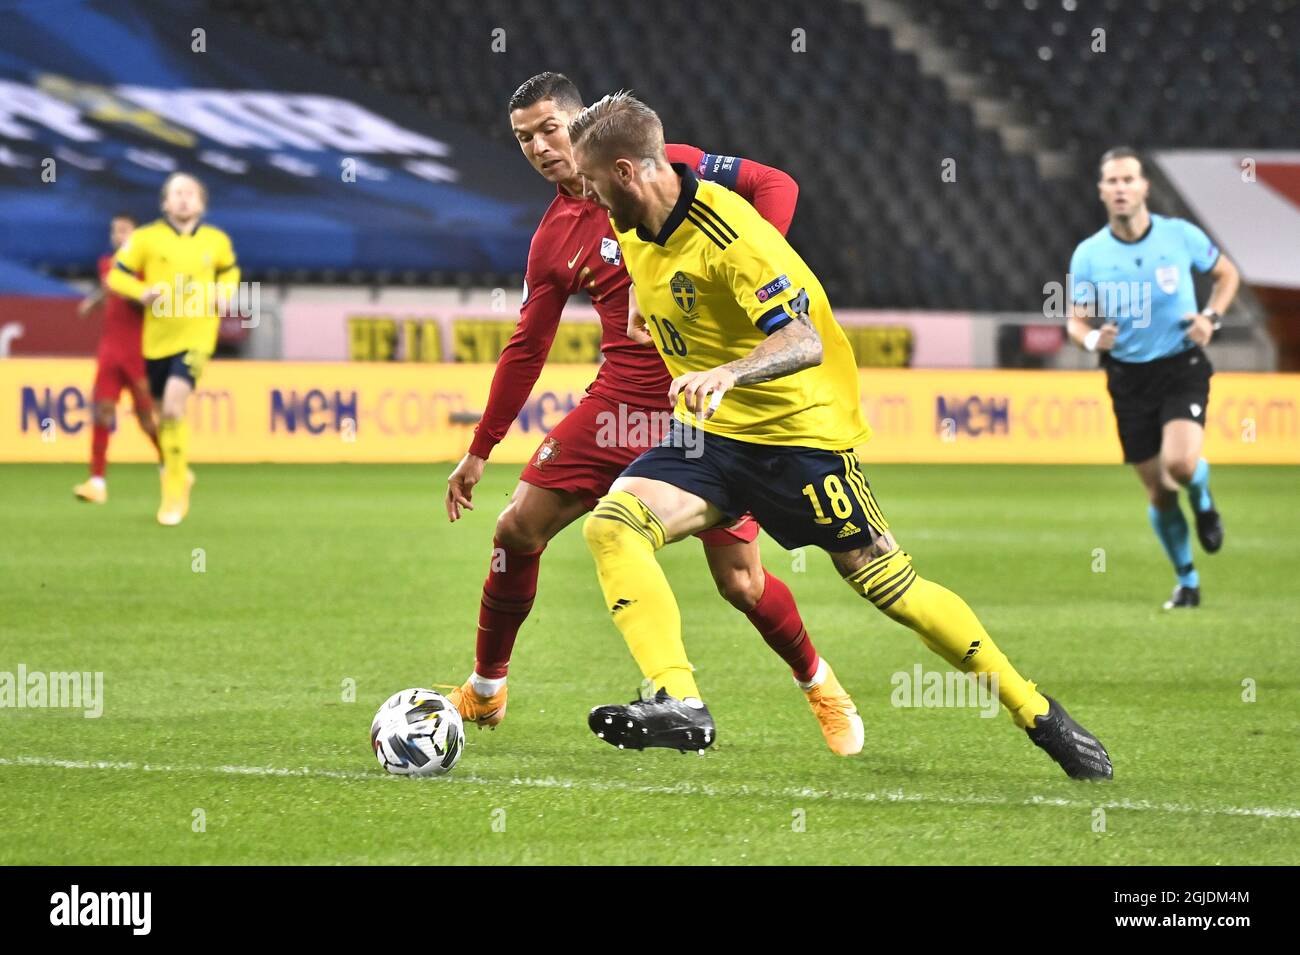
[{"xmin": 1, "ymin": 462, "xmax": 1297, "ymax": 865}]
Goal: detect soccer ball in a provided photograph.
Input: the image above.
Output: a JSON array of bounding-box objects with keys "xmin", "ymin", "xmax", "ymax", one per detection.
[{"xmin": 370, "ymin": 688, "xmax": 464, "ymax": 777}]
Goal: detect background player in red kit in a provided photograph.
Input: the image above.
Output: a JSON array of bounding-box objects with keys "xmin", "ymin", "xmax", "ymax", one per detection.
[
  {"xmin": 443, "ymin": 73, "xmax": 863, "ymax": 755},
  {"xmin": 73, "ymin": 213, "xmax": 162, "ymax": 504}
]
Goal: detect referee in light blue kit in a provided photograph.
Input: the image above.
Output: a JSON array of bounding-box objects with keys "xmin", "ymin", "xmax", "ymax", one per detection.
[{"xmin": 1067, "ymin": 147, "xmax": 1240, "ymax": 610}]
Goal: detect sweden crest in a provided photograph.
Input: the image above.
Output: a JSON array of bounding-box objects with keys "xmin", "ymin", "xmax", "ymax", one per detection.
[{"xmin": 670, "ymin": 271, "xmax": 696, "ymax": 313}]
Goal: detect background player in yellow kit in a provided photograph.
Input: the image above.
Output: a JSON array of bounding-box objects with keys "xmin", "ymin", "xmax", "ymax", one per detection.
[
  {"xmin": 569, "ymin": 92, "xmax": 1112, "ymax": 779},
  {"xmin": 108, "ymin": 172, "xmax": 239, "ymax": 526}
]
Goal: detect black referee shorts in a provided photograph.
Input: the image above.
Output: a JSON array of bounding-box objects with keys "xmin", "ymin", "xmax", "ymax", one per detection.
[{"xmin": 1103, "ymin": 345, "xmax": 1213, "ymax": 464}]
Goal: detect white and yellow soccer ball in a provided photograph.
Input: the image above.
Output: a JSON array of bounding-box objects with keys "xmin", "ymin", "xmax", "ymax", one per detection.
[{"xmin": 370, "ymin": 688, "xmax": 464, "ymax": 777}]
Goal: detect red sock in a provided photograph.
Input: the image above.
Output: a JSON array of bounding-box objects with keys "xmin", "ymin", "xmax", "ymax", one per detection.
[
  {"xmin": 133, "ymin": 392, "xmax": 162, "ymax": 460},
  {"xmin": 474, "ymin": 539, "xmax": 544, "ymax": 680},
  {"xmin": 90, "ymin": 423, "xmax": 109, "ymax": 478},
  {"xmin": 746, "ymin": 570, "xmax": 820, "ymax": 683},
  {"xmin": 141, "ymin": 418, "xmax": 162, "ymax": 460}
]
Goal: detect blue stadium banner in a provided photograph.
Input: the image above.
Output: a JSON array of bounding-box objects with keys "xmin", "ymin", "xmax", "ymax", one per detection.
[{"xmin": 0, "ymin": 0, "xmax": 548, "ymax": 282}]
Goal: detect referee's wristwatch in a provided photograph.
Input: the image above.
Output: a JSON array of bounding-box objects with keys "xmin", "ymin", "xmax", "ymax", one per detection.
[{"xmin": 1200, "ymin": 308, "xmax": 1223, "ymax": 341}]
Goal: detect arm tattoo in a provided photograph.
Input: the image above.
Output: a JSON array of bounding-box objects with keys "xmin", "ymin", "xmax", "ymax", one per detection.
[{"xmin": 722, "ymin": 311, "xmax": 823, "ymax": 385}]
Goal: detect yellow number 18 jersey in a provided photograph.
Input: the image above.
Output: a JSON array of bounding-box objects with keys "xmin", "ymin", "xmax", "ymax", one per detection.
[{"xmin": 617, "ymin": 164, "xmax": 871, "ymax": 450}]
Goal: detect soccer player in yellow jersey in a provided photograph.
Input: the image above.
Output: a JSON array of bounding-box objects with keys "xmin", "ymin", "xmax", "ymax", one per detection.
[
  {"xmin": 107, "ymin": 172, "xmax": 239, "ymax": 526},
  {"xmin": 569, "ymin": 93, "xmax": 1112, "ymax": 779}
]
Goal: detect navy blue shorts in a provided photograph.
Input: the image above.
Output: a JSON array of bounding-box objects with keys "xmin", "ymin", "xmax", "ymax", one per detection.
[
  {"xmin": 145, "ymin": 349, "xmax": 206, "ymax": 400},
  {"xmin": 620, "ymin": 421, "xmax": 890, "ymax": 552}
]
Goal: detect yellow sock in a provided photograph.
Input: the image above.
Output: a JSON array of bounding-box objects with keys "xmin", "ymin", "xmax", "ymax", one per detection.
[
  {"xmin": 582, "ymin": 491, "xmax": 700, "ymax": 701},
  {"xmin": 159, "ymin": 417, "xmax": 189, "ymax": 499},
  {"xmin": 846, "ymin": 548, "xmax": 1049, "ymax": 728}
]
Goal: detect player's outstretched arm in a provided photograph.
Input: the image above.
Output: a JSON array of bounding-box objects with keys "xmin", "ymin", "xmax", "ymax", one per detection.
[
  {"xmin": 449, "ymin": 257, "xmax": 568, "ymax": 520},
  {"xmin": 77, "ymin": 287, "xmax": 105, "ymax": 317},
  {"xmin": 626, "ymin": 283, "xmax": 653, "ymax": 345},
  {"xmin": 213, "ymin": 232, "xmax": 241, "ymax": 317},
  {"xmin": 721, "ymin": 310, "xmax": 823, "ymax": 385},
  {"xmin": 445, "ymin": 452, "xmax": 485, "ymax": 522},
  {"xmin": 665, "ymin": 143, "xmax": 800, "ymax": 235},
  {"xmin": 669, "ymin": 307, "xmax": 822, "ymax": 418},
  {"xmin": 731, "ymin": 158, "xmax": 798, "ymax": 235},
  {"xmin": 1066, "ymin": 302, "xmax": 1116, "ymax": 352},
  {"xmin": 106, "ymin": 230, "xmax": 151, "ymax": 304},
  {"xmin": 463, "ymin": 267, "xmax": 567, "ymax": 463},
  {"xmin": 1183, "ymin": 253, "xmax": 1240, "ymax": 346},
  {"xmin": 1065, "ymin": 248, "xmax": 1115, "ymax": 352},
  {"xmin": 1205, "ymin": 251, "xmax": 1240, "ymax": 313}
]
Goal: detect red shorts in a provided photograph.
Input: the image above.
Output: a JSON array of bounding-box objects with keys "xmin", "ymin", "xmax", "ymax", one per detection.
[
  {"xmin": 92, "ymin": 345, "xmax": 149, "ymax": 406},
  {"xmin": 519, "ymin": 391, "xmax": 760, "ymax": 547}
]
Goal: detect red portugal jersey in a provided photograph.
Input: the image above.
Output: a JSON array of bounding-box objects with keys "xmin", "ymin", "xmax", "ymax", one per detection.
[
  {"xmin": 96, "ymin": 254, "xmax": 144, "ymax": 357},
  {"xmin": 467, "ymin": 143, "xmax": 800, "ymax": 460}
]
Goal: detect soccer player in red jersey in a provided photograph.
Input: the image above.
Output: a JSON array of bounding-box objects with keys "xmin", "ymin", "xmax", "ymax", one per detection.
[
  {"xmin": 443, "ymin": 73, "xmax": 862, "ymax": 755},
  {"xmin": 73, "ymin": 213, "xmax": 162, "ymax": 504}
]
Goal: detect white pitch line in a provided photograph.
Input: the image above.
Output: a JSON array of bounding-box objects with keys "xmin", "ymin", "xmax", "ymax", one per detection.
[{"xmin": 2, "ymin": 755, "xmax": 1298, "ymax": 820}]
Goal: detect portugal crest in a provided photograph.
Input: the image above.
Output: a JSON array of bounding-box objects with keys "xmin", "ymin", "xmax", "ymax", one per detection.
[
  {"xmin": 670, "ymin": 271, "xmax": 697, "ymax": 313},
  {"xmin": 532, "ymin": 436, "xmax": 561, "ymax": 469}
]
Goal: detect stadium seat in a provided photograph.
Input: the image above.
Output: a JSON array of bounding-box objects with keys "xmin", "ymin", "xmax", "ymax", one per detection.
[{"xmin": 206, "ymin": 0, "xmax": 1294, "ymax": 309}]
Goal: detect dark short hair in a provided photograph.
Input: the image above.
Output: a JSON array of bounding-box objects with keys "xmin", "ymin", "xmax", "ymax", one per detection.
[
  {"xmin": 568, "ymin": 90, "xmax": 664, "ymax": 164},
  {"xmin": 1099, "ymin": 146, "xmax": 1144, "ymax": 179},
  {"xmin": 508, "ymin": 72, "xmax": 583, "ymax": 113},
  {"xmin": 110, "ymin": 211, "xmax": 137, "ymax": 225}
]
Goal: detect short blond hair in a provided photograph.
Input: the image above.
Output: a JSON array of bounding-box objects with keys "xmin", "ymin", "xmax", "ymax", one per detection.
[
  {"xmin": 159, "ymin": 171, "xmax": 208, "ymax": 206},
  {"xmin": 568, "ymin": 91, "xmax": 664, "ymax": 164}
]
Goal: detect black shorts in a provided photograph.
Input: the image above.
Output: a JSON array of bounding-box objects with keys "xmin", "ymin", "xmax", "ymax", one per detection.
[
  {"xmin": 620, "ymin": 421, "xmax": 889, "ymax": 552},
  {"xmin": 145, "ymin": 349, "xmax": 207, "ymax": 401},
  {"xmin": 1103, "ymin": 345, "xmax": 1212, "ymax": 464}
]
